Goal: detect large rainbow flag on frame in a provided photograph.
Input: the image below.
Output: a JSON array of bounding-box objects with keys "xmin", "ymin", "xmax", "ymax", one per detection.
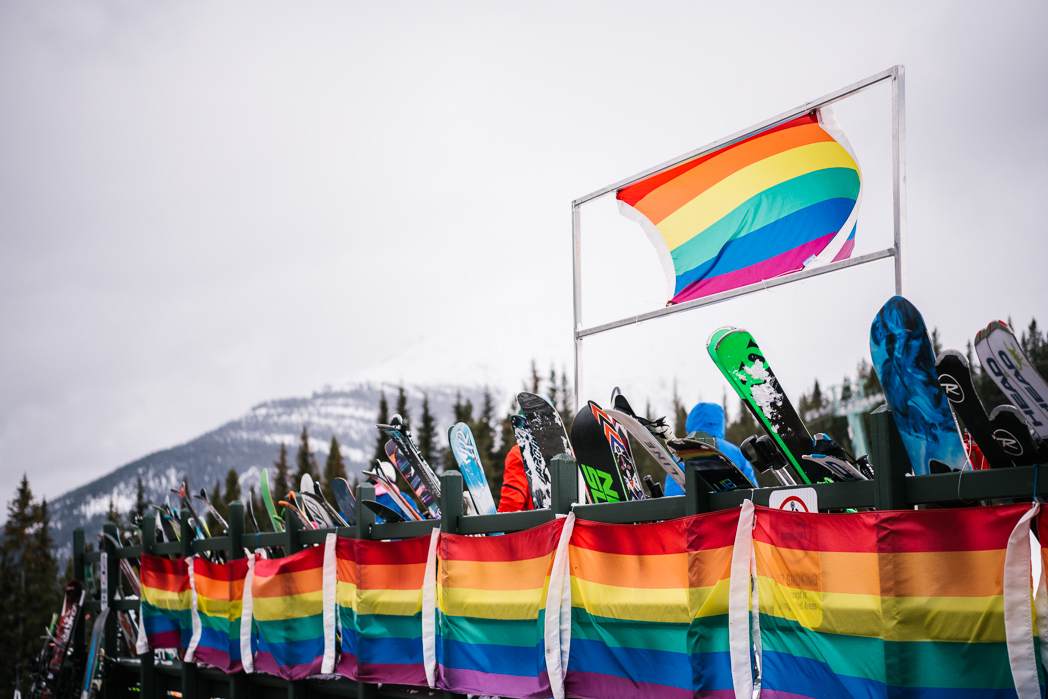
[
  {"xmin": 437, "ymin": 518, "xmax": 564, "ymax": 698},
  {"xmin": 751, "ymin": 503, "xmax": 1037, "ymax": 698},
  {"xmin": 617, "ymin": 109, "xmax": 861, "ymax": 305},
  {"xmin": 136, "ymin": 554, "xmax": 191, "ymax": 654}
]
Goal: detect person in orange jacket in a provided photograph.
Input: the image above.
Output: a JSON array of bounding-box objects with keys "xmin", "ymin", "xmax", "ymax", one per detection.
[{"xmin": 498, "ymin": 444, "xmax": 534, "ymax": 512}]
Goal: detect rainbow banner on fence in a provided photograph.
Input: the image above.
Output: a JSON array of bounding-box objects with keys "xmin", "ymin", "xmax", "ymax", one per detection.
[
  {"xmin": 348, "ymin": 534, "xmax": 432, "ymax": 686},
  {"xmin": 565, "ymin": 517, "xmax": 689, "ymax": 698},
  {"xmin": 437, "ymin": 518, "xmax": 563, "ymax": 698},
  {"xmin": 136, "ymin": 554, "xmax": 191, "ymax": 653},
  {"xmin": 252, "ymin": 541, "xmax": 334, "ymax": 679},
  {"xmin": 185, "ymin": 556, "xmax": 251, "ymax": 673},
  {"xmin": 753, "ymin": 503, "xmax": 1033, "ymax": 698},
  {"xmin": 335, "ymin": 538, "xmax": 359, "ymax": 678},
  {"xmin": 617, "ymin": 110, "xmax": 861, "ymax": 305}
]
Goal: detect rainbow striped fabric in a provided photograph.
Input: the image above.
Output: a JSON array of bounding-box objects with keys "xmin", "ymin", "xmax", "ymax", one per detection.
[
  {"xmin": 752, "ymin": 503, "xmax": 1032, "ymax": 698},
  {"xmin": 564, "ymin": 510, "xmax": 737, "ymax": 698},
  {"xmin": 185, "ymin": 556, "xmax": 251, "ymax": 673},
  {"xmin": 349, "ymin": 534, "xmax": 432, "ymax": 686},
  {"xmin": 437, "ymin": 518, "xmax": 564, "ymax": 698},
  {"xmin": 136, "ymin": 554, "xmax": 191, "ymax": 653},
  {"xmin": 252, "ymin": 542, "xmax": 334, "ymax": 679},
  {"xmin": 617, "ymin": 109, "xmax": 861, "ymax": 304},
  {"xmin": 335, "ymin": 538, "xmax": 359, "ymax": 678}
]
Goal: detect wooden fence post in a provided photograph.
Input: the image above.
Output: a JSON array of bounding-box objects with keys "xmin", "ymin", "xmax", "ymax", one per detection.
[
  {"xmin": 227, "ymin": 502, "xmax": 247, "ymax": 699},
  {"xmin": 438, "ymin": 472, "xmax": 467, "ymax": 699},
  {"xmin": 140, "ymin": 519, "xmax": 156, "ymax": 699},
  {"xmin": 550, "ymin": 455, "xmax": 579, "ymax": 515},
  {"xmin": 180, "ymin": 509, "xmax": 198, "ymax": 699},
  {"xmin": 102, "ymin": 522, "xmax": 119, "ymax": 699},
  {"xmin": 870, "ymin": 404, "xmax": 909, "ymax": 510}
]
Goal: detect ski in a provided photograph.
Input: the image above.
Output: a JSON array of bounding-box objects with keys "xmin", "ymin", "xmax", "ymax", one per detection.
[
  {"xmin": 331, "ymin": 478, "xmax": 358, "ymax": 525},
  {"xmin": 740, "ymin": 435, "xmax": 799, "ymax": 486},
  {"xmin": 667, "ymin": 434, "xmax": 756, "ymax": 491},
  {"xmin": 708, "ymin": 327, "xmax": 838, "ymax": 484},
  {"xmin": 870, "ymin": 296, "xmax": 967, "ymax": 474},
  {"xmin": 448, "ymin": 423, "xmax": 499, "ymax": 514},
  {"xmin": 384, "ymin": 440, "xmax": 440, "ymax": 517},
  {"xmin": 379, "ymin": 415, "xmax": 444, "ymax": 511},
  {"xmin": 260, "ymin": 468, "xmax": 285, "ymax": 533},
  {"xmin": 362, "ymin": 499, "xmax": 407, "ymax": 523},
  {"xmin": 80, "ymin": 607, "xmax": 109, "ymax": 699},
  {"xmin": 936, "ymin": 349, "xmax": 1016, "ymax": 468},
  {"xmin": 975, "ymin": 320, "xmax": 1048, "ymax": 439},
  {"xmin": 310, "ymin": 480, "xmax": 350, "ymax": 527},
  {"xmin": 35, "ymin": 580, "xmax": 85, "ymax": 699},
  {"xmin": 363, "ymin": 466, "xmax": 424, "ymax": 521},
  {"xmin": 195, "ymin": 488, "xmax": 229, "ymax": 533}
]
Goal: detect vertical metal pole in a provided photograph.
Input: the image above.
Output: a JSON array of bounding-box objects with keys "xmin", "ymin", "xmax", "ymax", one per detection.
[
  {"xmin": 685, "ymin": 465, "xmax": 711, "ymax": 516},
  {"xmin": 550, "ymin": 455, "xmax": 579, "ymax": 515},
  {"xmin": 572, "ymin": 202, "xmax": 584, "ymax": 403},
  {"xmin": 870, "ymin": 404, "xmax": 909, "ymax": 510},
  {"xmin": 892, "ymin": 64, "xmax": 907, "ymax": 296},
  {"xmin": 356, "ymin": 484, "xmax": 376, "ymax": 542},
  {"xmin": 140, "ymin": 521, "xmax": 156, "ymax": 699},
  {"xmin": 440, "ymin": 471, "xmax": 463, "ymax": 535}
]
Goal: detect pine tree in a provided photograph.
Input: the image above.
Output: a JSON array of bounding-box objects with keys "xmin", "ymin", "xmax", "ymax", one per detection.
[
  {"xmin": 222, "ymin": 467, "xmax": 240, "ymax": 516},
  {"xmin": 548, "ymin": 366, "xmax": 560, "ymax": 413},
  {"xmin": 246, "ymin": 485, "xmax": 261, "ymax": 534},
  {"xmin": 487, "ymin": 410, "xmax": 515, "ymax": 499},
  {"xmin": 133, "ymin": 476, "xmax": 149, "ymax": 525},
  {"xmin": 417, "ymin": 394, "xmax": 437, "ymax": 468},
  {"xmin": 323, "ymin": 436, "xmax": 348, "ymax": 503},
  {"xmin": 373, "ymin": 391, "xmax": 390, "ymax": 462},
  {"xmin": 0, "ymin": 476, "xmax": 60, "ymax": 694},
  {"xmin": 106, "ymin": 495, "xmax": 124, "ymax": 529},
  {"xmin": 529, "ymin": 360, "xmax": 541, "ymax": 394},
  {"xmin": 672, "ymin": 380, "xmax": 688, "ymax": 438},
  {"xmin": 559, "ymin": 370, "xmax": 574, "ymax": 432},
  {"xmin": 930, "ymin": 327, "xmax": 943, "ymax": 356},
  {"xmin": 395, "ymin": 385, "xmax": 411, "ymax": 428},
  {"xmin": 208, "ymin": 479, "xmax": 224, "ymax": 533},
  {"xmin": 473, "ymin": 389, "xmax": 498, "ymax": 472},
  {"xmin": 273, "ymin": 443, "xmax": 291, "ymax": 502},
  {"xmin": 296, "ymin": 425, "xmax": 318, "ymax": 481}
]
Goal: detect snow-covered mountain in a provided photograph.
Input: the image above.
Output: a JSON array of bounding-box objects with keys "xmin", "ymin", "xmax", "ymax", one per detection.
[{"xmin": 49, "ymin": 380, "xmax": 492, "ymax": 560}]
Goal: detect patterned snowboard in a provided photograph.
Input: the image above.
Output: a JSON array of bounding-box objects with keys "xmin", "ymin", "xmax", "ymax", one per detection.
[
  {"xmin": 870, "ymin": 296, "xmax": 967, "ymax": 474},
  {"xmin": 975, "ymin": 320, "xmax": 1048, "ymax": 440},
  {"xmin": 571, "ymin": 401, "xmax": 645, "ymax": 503},
  {"xmin": 510, "ymin": 415, "xmax": 552, "ymax": 510},
  {"xmin": 667, "ymin": 435, "xmax": 756, "ymax": 492}
]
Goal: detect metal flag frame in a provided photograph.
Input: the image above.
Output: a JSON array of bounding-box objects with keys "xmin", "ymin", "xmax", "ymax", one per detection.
[{"xmin": 571, "ymin": 65, "xmax": 907, "ymax": 399}]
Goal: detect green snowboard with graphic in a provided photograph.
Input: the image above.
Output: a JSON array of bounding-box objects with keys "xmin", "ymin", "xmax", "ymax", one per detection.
[{"xmin": 707, "ymin": 328, "xmax": 836, "ymax": 485}]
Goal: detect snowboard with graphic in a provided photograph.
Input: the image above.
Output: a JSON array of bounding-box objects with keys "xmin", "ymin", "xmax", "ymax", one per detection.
[
  {"xmin": 870, "ymin": 296, "xmax": 967, "ymax": 474},
  {"xmin": 509, "ymin": 415, "xmax": 552, "ymax": 510},
  {"xmin": 33, "ymin": 580, "xmax": 85, "ymax": 699},
  {"xmin": 605, "ymin": 407, "xmax": 685, "ymax": 489},
  {"xmin": 975, "ymin": 320, "xmax": 1048, "ymax": 440},
  {"xmin": 516, "ymin": 392, "xmax": 574, "ymax": 463},
  {"xmin": 448, "ymin": 422, "xmax": 499, "ymax": 515},
  {"xmin": 988, "ymin": 406, "xmax": 1048, "ymax": 465},
  {"xmin": 668, "ymin": 434, "xmax": 756, "ymax": 491},
  {"xmin": 935, "ymin": 349, "xmax": 1015, "ymax": 468},
  {"xmin": 571, "ymin": 401, "xmax": 645, "ymax": 502},
  {"xmin": 708, "ymin": 328, "xmax": 837, "ymax": 484}
]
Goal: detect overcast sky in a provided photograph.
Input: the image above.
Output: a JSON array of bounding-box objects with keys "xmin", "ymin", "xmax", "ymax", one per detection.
[{"xmin": 1, "ymin": 1, "xmax": 1045, "ymax": 502}]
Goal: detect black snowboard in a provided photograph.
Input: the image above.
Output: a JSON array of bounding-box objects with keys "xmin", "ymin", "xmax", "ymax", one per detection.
[{"xmin": 936, "ymin": 349, "xmax": 1014, "ymax": 468}]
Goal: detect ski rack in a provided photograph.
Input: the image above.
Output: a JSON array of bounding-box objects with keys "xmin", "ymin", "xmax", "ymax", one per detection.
[{"xmin": 73, "ymin": 405, "xmax": 1048, "ymax": 699}]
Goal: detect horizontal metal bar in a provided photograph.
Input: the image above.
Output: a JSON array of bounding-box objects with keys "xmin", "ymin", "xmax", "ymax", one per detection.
[
  {"xmin": 115, "ymin": 544, "xmax": 141, "ymax": 558},
  {"xmin": 574, "ymin": 65, "xmax": 898, "ymax": 206},
  {"xmin": 251, "ymin": 531, "xmax": 291, "ymax": 548},
  {"xmin": 151, "ymin": 541, "xmax": 182, "ymax": 555},
  {"xmin": 577, "ymin": 247, "xmax": 895, "ymax": 339},
  {"xmin": 370, "ymin": 519, "xmax": 440, "ymax": 540},
  {"xmin": 112, "ymin": 598, "xmax": 138, "ymax": 611},
  {"xmin": 81, "ymin": 551, "xmax": 102, "ymax": 563},
  {"xmin": 905, "ymin": 464, "xmax": 1048, "ymax": 505},
  {"xmin": 193, "ymin": 536, "xmax": 231, "ymax": 552},
  {"xmin": 457, "ymin": 509, "xmax": 555, "ymax": 535}
]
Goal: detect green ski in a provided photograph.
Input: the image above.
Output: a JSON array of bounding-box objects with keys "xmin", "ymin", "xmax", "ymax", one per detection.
[
  {"xmin": 260, "ymin": 468, "xmax": 285, "ymax": 533},
  {"xmin": 707, "ymin": 328, "xmax": 837, "ymax": 485}
]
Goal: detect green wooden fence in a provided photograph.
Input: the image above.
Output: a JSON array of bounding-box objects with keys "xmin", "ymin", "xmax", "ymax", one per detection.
[{"xmin": 74, "ymin": 406, "xmax": 1048, "ymax": 699}]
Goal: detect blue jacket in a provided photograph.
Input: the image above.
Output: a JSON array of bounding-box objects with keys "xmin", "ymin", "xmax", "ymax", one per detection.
[{"xmin": 665, "ymin": 402, "xmax": 756, "ymax": 495}]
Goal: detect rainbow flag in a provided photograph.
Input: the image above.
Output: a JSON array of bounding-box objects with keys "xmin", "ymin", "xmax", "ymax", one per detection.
[
  {"xmin": 334, "ymin": 538, "xmax": 359, "ymax": 678},
  {"xmin": 752, "ymin": 503, "xmax": 1035, "ymax": 698},
  {"xmin": 185, "ymin": 556, "xmax": 253, "ymax": 673},
  {"xmin": 564, "ymin": 510, "xmax": 737, "ymax": 698},
  {"xmin": 437, "ymin": 518, "xmax": 564, "ymax": 698},
  {"xmin": 252, "ymin": 537, "xmax": 336, "ymax": 679},
  {"xmin": 136, "ymin": 554, "xmax": 191, "ymax": 653},
  {"xmin": 617, "ymin": 109, "xmax": 861, "ymax": 305},
  {"xmin": 349, "ymin": 534, "xmax": 432, "ymax": 686}
]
